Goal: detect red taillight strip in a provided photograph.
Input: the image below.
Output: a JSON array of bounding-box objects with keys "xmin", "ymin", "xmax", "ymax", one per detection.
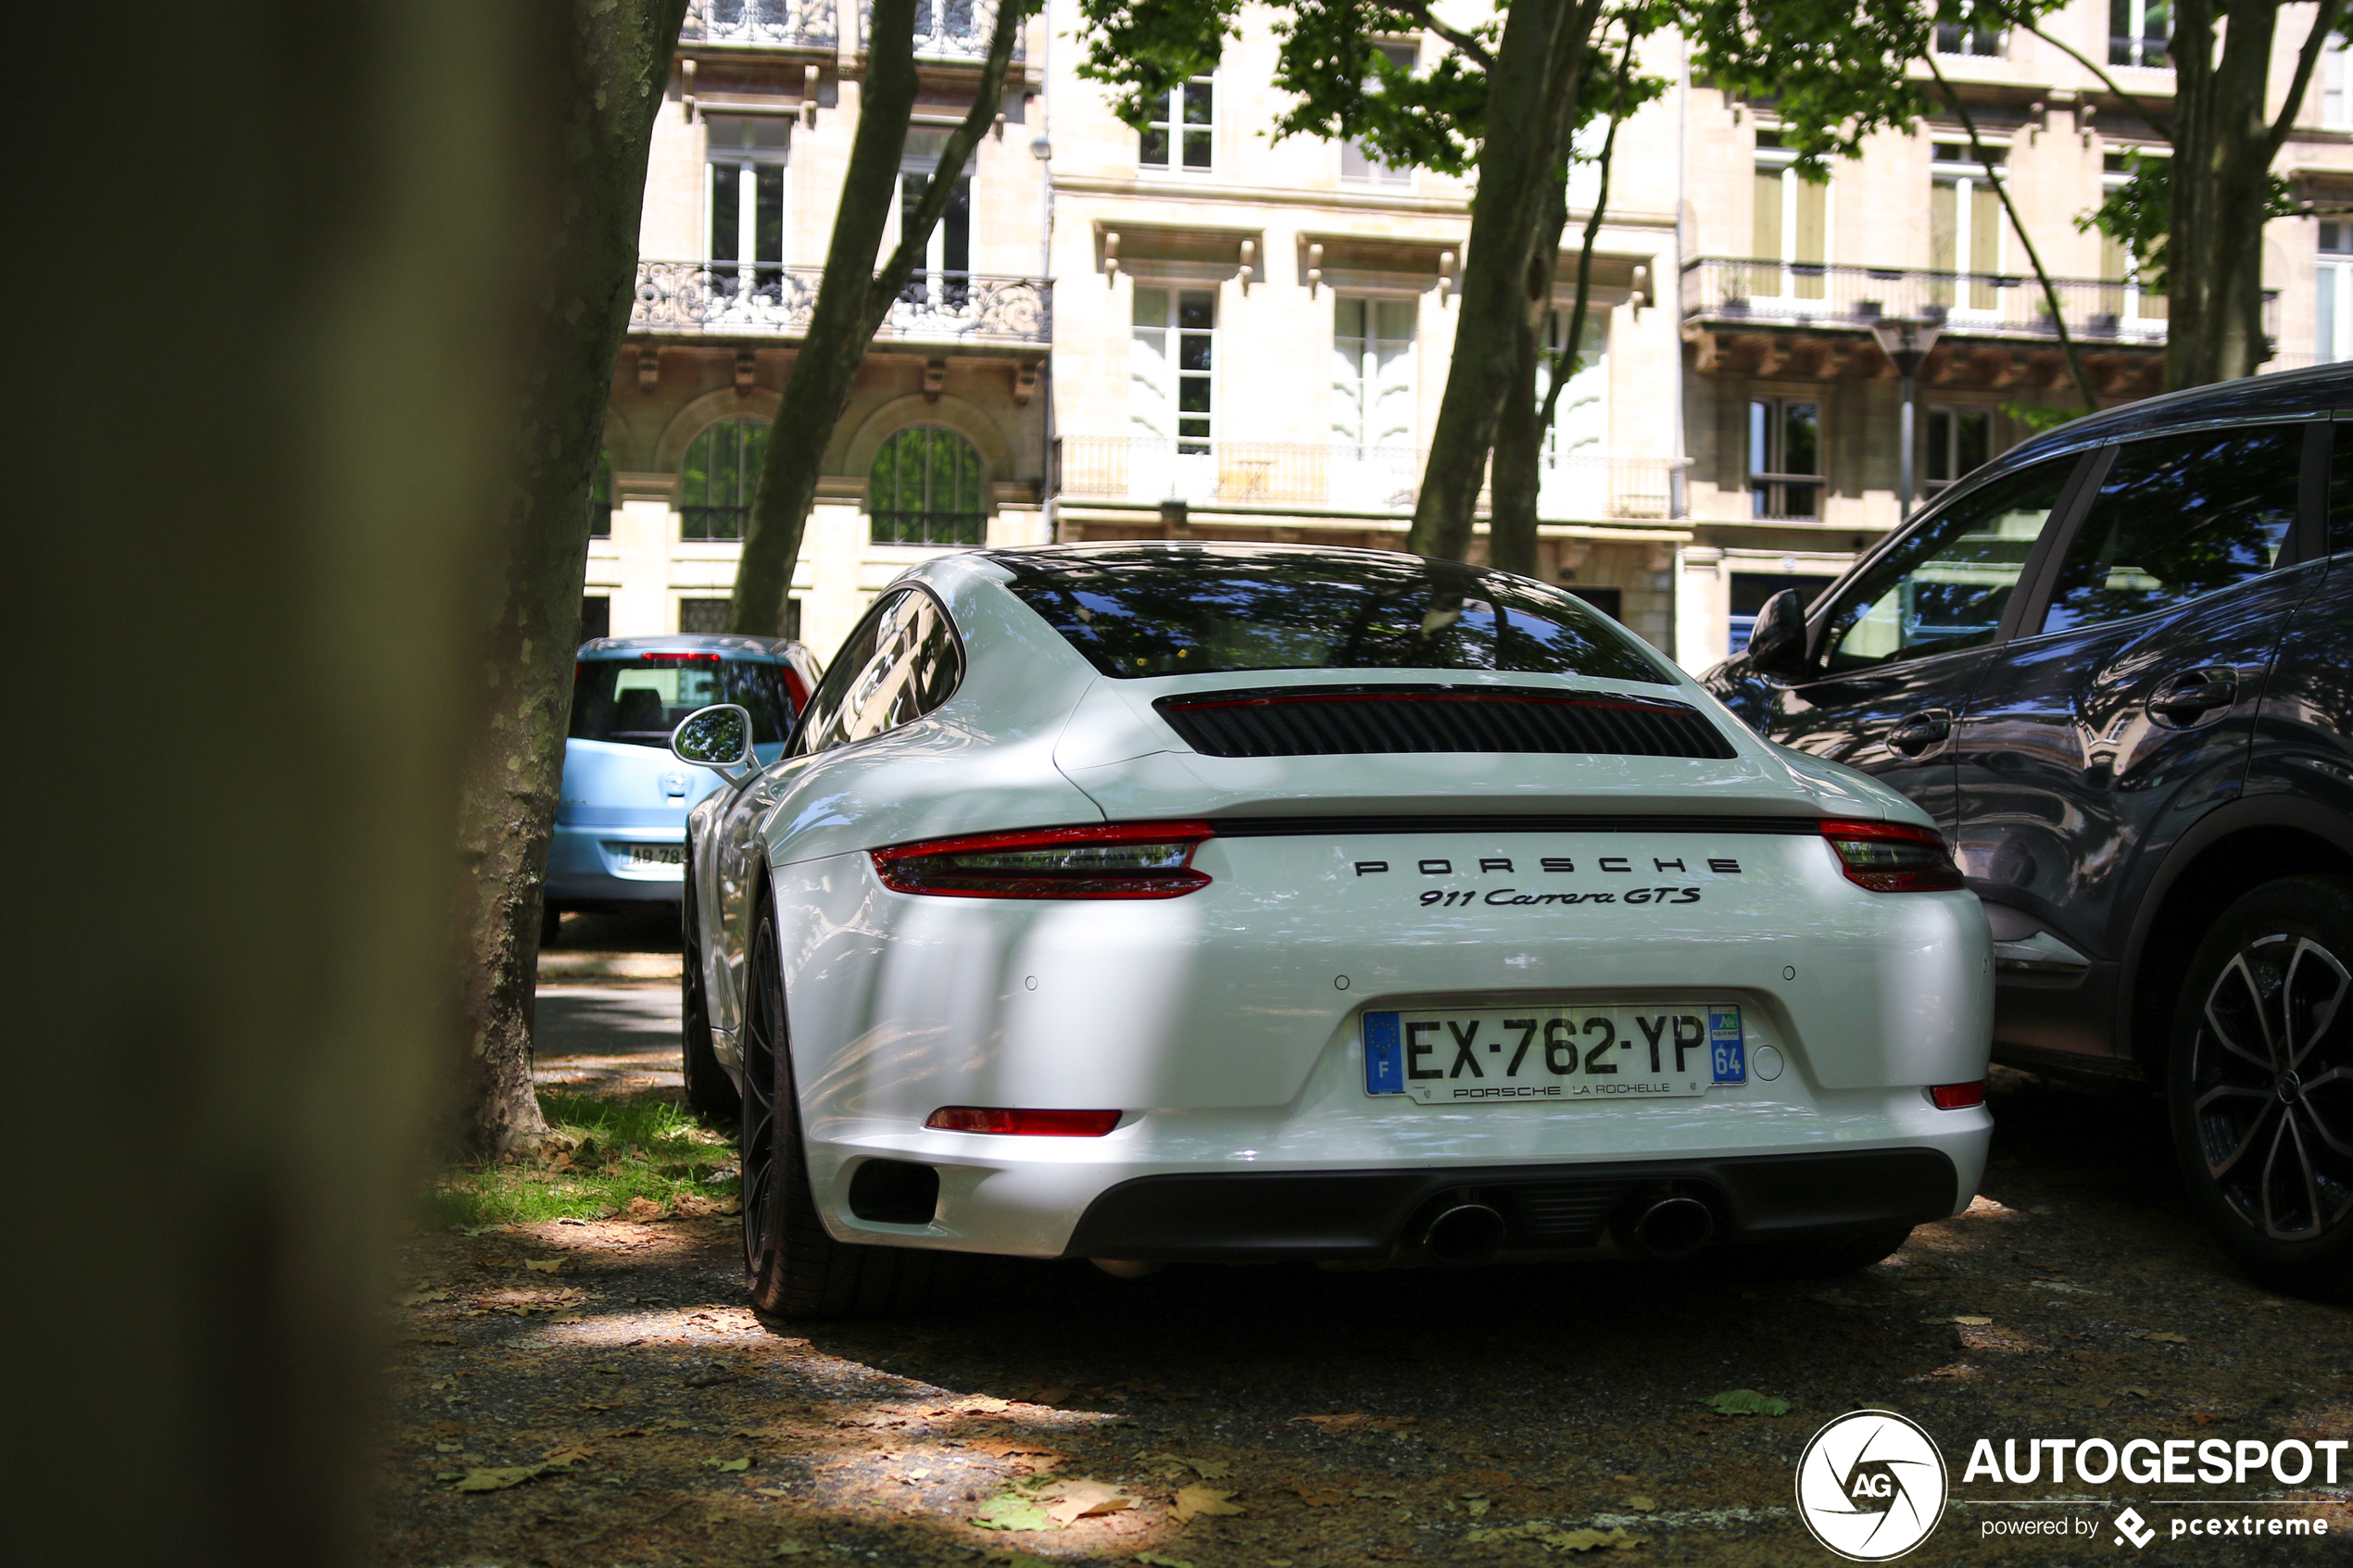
[
  {"xmin": 633, "ymin": 651, "xmax": 724, "ymax": 661},
  {"xmin": 872, "ymin": 820, "xmax": 1216, "ymax": 864},
  {"xmin": 1818, "ymin": 817, "xmax": 1967, "ymax": 893},
  {"xmin": 925, "ymin": 1107, "xmax": 1122, "ymax": 1136},
  {"xmin": 870, "ymin": 821, "xmax": 1217, "ymax": 900}
]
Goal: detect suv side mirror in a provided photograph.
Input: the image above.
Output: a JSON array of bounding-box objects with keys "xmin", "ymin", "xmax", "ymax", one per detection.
[
  {"xmin": 1745, "ymin": 588, "xmax": 1812, "ymax": 679},
  {"xmin": 671, "ymin": 704, "xmax": 754, "ymax": 781}
]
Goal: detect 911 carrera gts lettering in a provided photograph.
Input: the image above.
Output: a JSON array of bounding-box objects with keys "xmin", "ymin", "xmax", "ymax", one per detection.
[{"xmin": 1420, "ymin": 886, "xmax": 1703, "ymax": 907}]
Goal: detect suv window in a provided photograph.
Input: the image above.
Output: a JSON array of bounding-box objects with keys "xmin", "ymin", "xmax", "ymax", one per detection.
[
  {"xmin": 1817, "ymin": 458, "xmax": 2075, "ymax": 674},
  {"xmin": 569, "ymin": 655, "xmax": 792, "ymax": 748},
  {"xmin": 2041, "ymin": 425, "xmax": 2302, "ymax": 636},
  {"xmin": 2322, "ymin": 421, "xmax": 2353, "ymax": 555},
  {"xmin": 792, "ymin": 589, "xmax": 963, "ymax": 758}
]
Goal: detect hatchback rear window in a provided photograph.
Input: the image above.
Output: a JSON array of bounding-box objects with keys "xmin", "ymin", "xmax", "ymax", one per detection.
[
  {"xmin": 570, "ymin": 656, "xmax": 795, "ymax": 748},
  {"xmin": 997, "ymin": 547, "xmax": 1671, "ymax": 684}
]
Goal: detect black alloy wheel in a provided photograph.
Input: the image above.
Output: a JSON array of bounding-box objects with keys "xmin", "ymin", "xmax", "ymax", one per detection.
[
  {"xmin": 738, "ymin": 903, "xmax": 948, "ymax": 1319},
  {"xmin": 2169, "ymin": 874, "xmax": 2353, "ymax": 1297},
  {"xmin": 678, "ymin": 857, "xmax": 740, "ymax": 1123}
]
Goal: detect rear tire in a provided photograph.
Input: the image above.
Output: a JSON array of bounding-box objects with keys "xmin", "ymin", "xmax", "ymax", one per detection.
[
  {"xmin": 739, "ymin": 902, "xmax": 951, "ymax": 1320},
  {"xmin": 2166, "ymin": 874, "xmax": 2353, "ymax": 1298},
  {"xmin": 679, "ymin": 859, "xmax": 739, "ymax": 1124}
]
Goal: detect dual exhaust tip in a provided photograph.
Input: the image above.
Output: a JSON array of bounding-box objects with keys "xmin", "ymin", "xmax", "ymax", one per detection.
[{"xmin": 1413, "ymin": 1190, "xmax": 1718, "ymax": 1266}]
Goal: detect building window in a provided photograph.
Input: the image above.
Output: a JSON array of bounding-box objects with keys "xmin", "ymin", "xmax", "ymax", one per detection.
[
  {"xmin": 1132, "ymin": 286, "xmax": 1215, "ymax": 453},
  {"xmin": 1568, "ymin": 584, "xmax": 1623, "ymax": 621},
  {"xmin": 2328, "ymin": 41, "xmax": 2353, "ymax": 130},
  {"xmin": 1340, "ymin": 44, "xmax": 1416, "ymax": 186},
  {"xmin": 894, "ymin": 150, "xmax": 970, "ymax": 306},
  {"xmin": 581, "ymin": 596, "xmax": 610, "ymax": 643},
  {"xmin": 1140, "ymin": 76, "xmax": 1214, "ymax": 171},
  {"xmin": 2321, "ymin": 223, "xmax": 2353, "ymax": 363},
  {"xmin": 1749, "ymin": 131, "xmax": 1829, "ymax": 301},
  {"xmin": 1540, "ymin": 307, "xmax": 1607, "ymax": 464},
  {"xmin": 1924, "ymin": 408, "xmax": 1994, "ymax": 494},
  {"xmin": 2100, "ymin": 152, "xmax": 2169, "ymax": 325},
  {"xmin": 590, "ymin": 447, "xmax": 613, "ymax": 538},
  {"xmin": 679, "ymin": 597, "xmax": 732, "ymax": 633},
  {"xmin": 2109, "ymin": 0, "xmax": 2170, "ymax": 69},
  {"xmin": 1936, "ymin": 4, "xmax": 2003, "ymax": 56},
  {"xmin": 706, "ymin": 116, "xmax": 788, "ymax": 298},
  {"xmin": 1332, "ymin": 297, "xmax": 1416, "ymax": 454},
  {"xmin": 1931, "ymin": 142, "xmax": 2005, "ymax": 313},
  {"xmin": 870, "ymin": 427, "xmax": 987, "ymax": 546},
  {"xmin": 1748, "ymin": 397, "xmax": 1822, "ymax": 520},
  {"xmin": 680, "ymin": 417, "xmax": 768, "ymax": 540}
]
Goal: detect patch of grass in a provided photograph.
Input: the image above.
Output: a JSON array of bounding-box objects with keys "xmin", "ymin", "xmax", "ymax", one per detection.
[{"xmin": 427, "ymin": 1091, "xmax": 739, "ymax": 1229}]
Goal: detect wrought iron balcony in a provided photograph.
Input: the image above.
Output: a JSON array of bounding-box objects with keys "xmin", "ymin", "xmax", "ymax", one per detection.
[
  {"xmin": 859, "ymin": 0, "xmax": 1025, "ymax": 62},
  {"xmin": 1679, "ymin": 257, "xmax": 2277, "ymax": 347},
  {"xmin": 683, "ymin": 0, "xmax": 838, "ymax": 48},
  {"xmin": 1057, "ymin": 435, "xmax": 1685, "ymax": 521},
  {"xmin": 630, "ymin": 262, "xmax": 1051, "ymax": 345}
]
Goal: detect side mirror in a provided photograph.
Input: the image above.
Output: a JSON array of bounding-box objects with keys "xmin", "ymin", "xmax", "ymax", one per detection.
[
  {"xmin": 671, "ymin": 704, "xmax": 754, "ymax": 781},
  {"xmin": 1745, "ymin": 588, "xmax": 1812, "ymax": 679}
]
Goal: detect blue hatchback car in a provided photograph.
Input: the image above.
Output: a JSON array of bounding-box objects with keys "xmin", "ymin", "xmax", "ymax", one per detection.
[{"xmin": 547, "ymin": 633, "xmax": 819, "ymax": 921}]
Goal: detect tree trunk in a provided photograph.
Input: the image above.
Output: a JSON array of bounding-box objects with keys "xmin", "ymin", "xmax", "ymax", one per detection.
[
  {"xmin": 1406, "ymin": 0, "xmax": 1606, "ymax": 563},
  {"xmin": 729, "ymin": 0, "xmax": 1029, "ymax": 637},
  {"xmin": 21, "ymin": 2, "xmax": 567, "ymax": 1562},
  {"xmin": 1487, "ymin": 143, "xmax": 1571, "ymax": 577},
  {"xmin": 452, "ymin": 0, "xmax": 690, "ymax": 1159}
]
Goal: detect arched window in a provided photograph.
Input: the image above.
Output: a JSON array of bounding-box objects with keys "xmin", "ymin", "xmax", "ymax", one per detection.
[
  {"xmin": 869, "ymin": 427, "xmax": 986, "ymax": 546},
  {"xmin": 680, "ymin": 417, "xmax": 768, "ymax": 540},
  {"xmin": 589, "ymin": 447, "xmax": 613, "ymax": 538}
]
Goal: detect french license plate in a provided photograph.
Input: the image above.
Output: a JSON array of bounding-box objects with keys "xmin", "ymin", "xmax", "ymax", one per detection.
[
  {"xmin": 623, "ymin": 843, "xmax": 686, "ymax": 868},
  {"xmin": 1365, "ymin": 1005, "xmax": 1747, "ymax": 1103}
]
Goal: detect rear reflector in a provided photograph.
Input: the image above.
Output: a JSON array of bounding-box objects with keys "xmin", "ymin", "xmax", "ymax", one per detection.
[
  {"xmin": 1819, "ymin": 818, "xmax": 1966, "ymax": 893},
  {"xmin": 872, "ymin": 821, "xmax": 1214, "ymax": 899},
  {"xmin": 1930, "ymin": 1082, "xmax": 1985, "ymax": 1110},
  {"xmin": 925, "ymin": 1107, "xmax": 1122, "ymax": 1136}
]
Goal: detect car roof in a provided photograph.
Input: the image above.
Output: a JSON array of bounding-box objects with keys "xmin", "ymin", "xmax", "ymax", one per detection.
[
  {"xmin": 577, "ymin": 633, "xmax": 798, "ymax": 660},
  {"xmin": 975, "ymin": 539, "xmax": 1514, "ymax": 573},
  {"xmin": 1999, "ymin": 362, "xmax": 2353, "ymax": 470}
]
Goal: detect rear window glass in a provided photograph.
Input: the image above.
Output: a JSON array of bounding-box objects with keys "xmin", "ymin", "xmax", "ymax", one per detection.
[
  {"xmin": 996, "ymin": 547, "xmax": 1672, "ymax": 684},
  {"xmin": 570, "ymin": 656, "xmax": 795, "ymax": 748}
]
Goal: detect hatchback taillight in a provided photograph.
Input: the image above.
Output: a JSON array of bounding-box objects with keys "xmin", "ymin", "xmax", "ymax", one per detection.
[
  {"xmin": 925, "ymin": 1107, "xmax": 1122, "ymax": 1136},
  {"xmin": 871, "ymin": 822, "xmax": 1216, "ymax": 899},
  {"xmin": 1818, "ymin": 819, "xmax": 1965, "ymax": 892}
]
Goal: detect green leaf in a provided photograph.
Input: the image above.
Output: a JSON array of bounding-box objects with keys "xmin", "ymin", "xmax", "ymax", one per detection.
[
  {"xmin": 1705, "ymin": 1388, "xmax": 1792, "ymax": 1416},
  {"xmin": 972, "ymin": 1492, "xmax": 1055, "ymax": 1531},
  {"xmin": 1135, "ymin": 1555, "xmax": 1199, "ymax": 1568}
]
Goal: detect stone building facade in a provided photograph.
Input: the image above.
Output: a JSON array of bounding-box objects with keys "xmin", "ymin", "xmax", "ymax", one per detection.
[{"xmin": 596, "ymin": 1, "xmax": 2353, "ymax": 673}]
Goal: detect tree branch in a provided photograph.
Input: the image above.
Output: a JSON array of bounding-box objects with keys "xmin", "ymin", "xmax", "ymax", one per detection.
[
  {"xmin": 866, "ymin": 0, "xmax": 1030, "ymax": 331},
  {"xmin": 2020, "ymin": 19, "xmax": 2174, "ymax": 143},
  {"xmin": 1405, "ymin": 2, "xmax": 1496, "ymax": 74},
  {"xmin": 1540, "ymin": 37, "xmax": 1633, "ymax": 433},
  {"xmin": 1924, "ymin": 51, "xmax": 2100, "ymax": 413},
  {"xmin": 2267, "ymin": 0, "xmax": 2346, "ymax": 157}
]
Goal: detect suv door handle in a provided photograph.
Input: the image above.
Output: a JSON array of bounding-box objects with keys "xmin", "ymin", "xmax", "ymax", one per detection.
[
  {"xmin": 1887, "ymin": 709, "xmax": 1954, "ymax": 756},
  {"xmin": 2147, "ymin": 668, "xmax": 2238, "ymax": 726}
]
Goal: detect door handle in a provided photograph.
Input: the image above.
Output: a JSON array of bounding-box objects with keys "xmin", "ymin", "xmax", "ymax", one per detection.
[
  {"xmin": 2147, "ymin": 668, "xmax": 2238, "ymax": 726},
  {"xmin": 1886, "ymin": 709, "xmax": 1954, "ymax": 756}
]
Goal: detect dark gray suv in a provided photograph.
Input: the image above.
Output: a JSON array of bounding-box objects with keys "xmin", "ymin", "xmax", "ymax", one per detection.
[{"xmin": 1704, "ymin": 364, "xmax": 2353, "ymax": 1295}]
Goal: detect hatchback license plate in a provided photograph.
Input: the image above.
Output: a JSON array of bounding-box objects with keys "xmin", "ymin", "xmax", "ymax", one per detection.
[
  {"xmin": 1365, "ymin": 1005, "xmax": 1746, "ymax": 1103},
  {"xmin": 623, "ymin": 843, "xmax": 686, "ymax": 867}
]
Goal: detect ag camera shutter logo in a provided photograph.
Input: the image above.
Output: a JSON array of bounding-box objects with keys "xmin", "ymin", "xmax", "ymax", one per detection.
[{"xmin": 1794, "ymin": 1410, "xmax": 1949, "ymax": 1561}]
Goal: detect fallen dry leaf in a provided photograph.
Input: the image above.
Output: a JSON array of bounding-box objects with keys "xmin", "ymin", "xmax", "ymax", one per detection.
[
  {"xmin": 451, "ymin": 1464, "xmax": 544, "ymax": 1493},
  {"xmin": 1174, "ymin": 1484, "xmax": 1245, "ymax": 1522},
  {"xmin": 2136, "ymin": 1331, "xmax": 2191, "ymax": 1345},
  {"xmin": 1951, "ymin": 1315, "xmax": 1994, "ymax": 1326},
  {"xmin": 399, "ymin": 1288, "xmax": 451, "ymax": 1306},
  {"xmin": 1141, "ymin": 1450, "xmax": 1231, "ymax": 1481},
  {"xmin": 1290, "ymin": 1412, "xmax": 1415, "ymax": 1433},
  {"xmin": 708, "ymin": 1456, "xmax": 751, "ymax": 1472},
  {"xmin": 621, "ymin": 1197, "xmax": 666, "ymax": 1220},
  {"xmin": 1041, "ymin": 1478, "xmax": 1132, "ymax": 1525},
  {"xmin": 1289, "ymin": 1479, "xmax": 1351, "ymax": 1507},
  {"xmin": 1623, "ymin": 1495, "xmax": 1658, "ymax": 1512},
  {"xmin": 960, "ymin": 1395, "xmax": 1013, "ymax": 1414}
]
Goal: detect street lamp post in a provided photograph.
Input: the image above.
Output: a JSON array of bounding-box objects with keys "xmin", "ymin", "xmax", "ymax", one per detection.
[{"xmin": 1868, "ymin": 317, "xmax": 1944, "ymax": 522}]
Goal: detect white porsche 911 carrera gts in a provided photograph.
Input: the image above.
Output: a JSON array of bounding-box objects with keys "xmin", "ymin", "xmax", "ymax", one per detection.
[{"xmin": 671, "ymin": 544, "xmax": 1993, "ymax": 1318}]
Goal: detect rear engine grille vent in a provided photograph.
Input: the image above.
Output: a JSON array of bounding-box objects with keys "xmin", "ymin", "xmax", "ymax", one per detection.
[{"xmin": 1153, "ymin": 685, "xmax": 1737, "ymax": 760}]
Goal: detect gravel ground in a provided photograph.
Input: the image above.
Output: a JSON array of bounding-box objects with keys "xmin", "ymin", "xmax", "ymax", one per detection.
[{"xmin": 376, "ymin": 1024, "xmax": 2353, "ymax": 1567}]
